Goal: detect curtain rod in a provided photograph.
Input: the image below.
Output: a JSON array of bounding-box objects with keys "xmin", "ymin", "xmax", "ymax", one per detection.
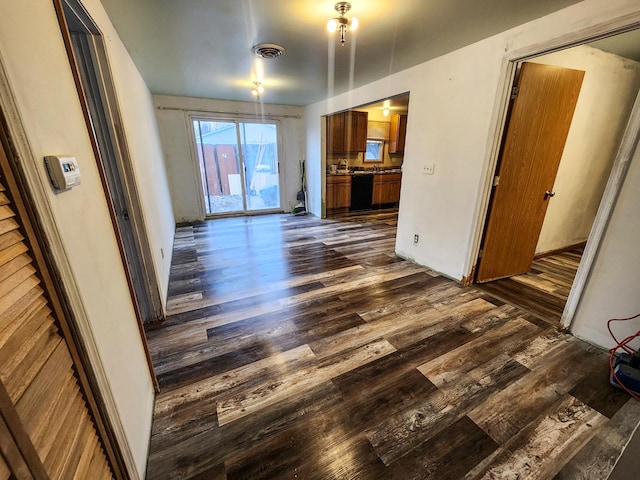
[{"xmin": 156, "ymin": 105, "xmax": 302, "ymax": 119}]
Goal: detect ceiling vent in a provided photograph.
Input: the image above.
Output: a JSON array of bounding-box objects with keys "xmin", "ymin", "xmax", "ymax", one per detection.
[{"xmin": 252, "ymin": 43, "xmax": 285, "ymax": 59}]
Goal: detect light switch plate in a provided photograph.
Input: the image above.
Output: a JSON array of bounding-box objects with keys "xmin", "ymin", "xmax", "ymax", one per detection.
[{"xmin": 422, "ymin": 163, "xmax": 435, "ymax": 175}]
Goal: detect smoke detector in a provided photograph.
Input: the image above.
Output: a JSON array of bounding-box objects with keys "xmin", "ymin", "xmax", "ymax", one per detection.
[{"xmin": 252, "ymin": 43, "xmax": 285, "ymax": 59}]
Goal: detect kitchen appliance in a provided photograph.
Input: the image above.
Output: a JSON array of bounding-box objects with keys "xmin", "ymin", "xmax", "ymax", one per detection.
[
  {"xmin": 329, "ymin": 164, "xmax": 337, "ymax": 174},
  {"xmin": 338, "ymin": 159, "xmax": 349, "ymax": 172},
  {"xmin": 351, "ymin": 173, "xmax": 373, "ymax": 210}
]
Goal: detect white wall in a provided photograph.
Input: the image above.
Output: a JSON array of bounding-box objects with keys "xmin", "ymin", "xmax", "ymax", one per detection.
[
  {"xmin": 0, "ymin": 0, "xmax": 173, "ymax": 477},
  {"xmin": 533, "ymin": 46, "xmax": 640, "ymax": 254},
  {"xmin": 304, "ymin": 0, "xmax": 640, "ymax": 349},
  {"xmin": 153, "ymin": 94, "xmax": 304, "ymax": 223},
  {"xmin": 571, "ymin": 134, "xmax": 640, "ymax": 349}
]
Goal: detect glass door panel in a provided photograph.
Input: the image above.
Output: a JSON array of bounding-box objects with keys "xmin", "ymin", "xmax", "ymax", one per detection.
[
  {"xmin": 193, "ymin": 118, "xmax": 281, "ymax": 216},
  {"xmin": 193, "ymin": 120, "xmax": 244, "ymax": 215},
  {"xmin": 239, "ymin": 122, "xmax": 281, "ymax": 211}
]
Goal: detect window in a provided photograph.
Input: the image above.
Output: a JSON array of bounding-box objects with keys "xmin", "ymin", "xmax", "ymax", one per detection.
[{"xmin": 365, "ymin": 139, "xmax": 384, "ymax": 162}]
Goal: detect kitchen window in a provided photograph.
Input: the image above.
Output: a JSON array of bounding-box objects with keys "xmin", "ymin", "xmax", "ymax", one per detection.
[{"xmin": 365, "ymin": 139, "xmax": 384, "ymax": 162}]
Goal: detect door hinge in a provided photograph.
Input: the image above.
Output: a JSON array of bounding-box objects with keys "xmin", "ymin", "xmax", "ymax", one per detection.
[
  {"xmin": 493, "ymin": 176, "xmax": 500, "ymax": 187},
  {"xmin": 511, "ymin": 86, "xmax": 519, "ymax": 100},
  {"xmin": 478, "ymin": 249, "xmax": 484, "ymax": 259}
]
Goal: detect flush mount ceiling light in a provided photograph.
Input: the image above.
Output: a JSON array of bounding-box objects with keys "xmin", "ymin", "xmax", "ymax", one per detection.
[
  {"xmin": 251, "ymin": 81, "xmax": 264, "ymax": 98},
  {"xmin": 251, "ymin": 43, "xmax": 285, "ymax": 59},
  {"xmin": 327, "ymin": 2, "xmax": 358, "ymax": 46}
]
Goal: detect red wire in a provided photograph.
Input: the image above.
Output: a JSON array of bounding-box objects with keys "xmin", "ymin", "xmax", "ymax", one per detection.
[
  {"xmin": 607, "ymin": 312, "xmax": 640, "ymax": 354},
  {"xmin": 607, "ymin": 312, "xmax": 640, "ymax": 400}
]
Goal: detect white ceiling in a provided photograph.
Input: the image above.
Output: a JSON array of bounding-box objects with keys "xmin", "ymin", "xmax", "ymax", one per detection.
[{"xmin": 99, "ymin": 0, "xmax": 609, "ymax": 106}]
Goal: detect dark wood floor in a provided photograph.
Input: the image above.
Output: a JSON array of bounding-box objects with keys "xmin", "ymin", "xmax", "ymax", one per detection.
[
  {"xmin": 145, "ymin": 212, "xmax": 639, "ymax": 479},
  {"xmin": 477, "ymin": 249, "xmax": 583, "ymax": 323}
]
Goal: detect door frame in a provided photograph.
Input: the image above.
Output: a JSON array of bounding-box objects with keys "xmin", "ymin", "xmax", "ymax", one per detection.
[
  {"xmin": 187, "ymin": 113, "xmax": 285, "ymax": 217},
  {"xmin": 467, "ymin": 15, "xmax": 640, "ymax": 331},
  {"xmin": 58, "ymin": 0, "xmax": 165, "ymax": 324},
  {"xmin": 54, "ymin": 0, "xmax": 161, "ymax": 394}
]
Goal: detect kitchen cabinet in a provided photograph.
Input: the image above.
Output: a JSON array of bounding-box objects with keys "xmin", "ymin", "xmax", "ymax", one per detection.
[
  {"xmin": 326, "ymin": 111, "xmax": 368, "ymax": 154},
  {"xmin": 326, "ymin": 175, "xmax": 352, "ymax": 209},
  {"xmin": 388, "ymin": 114, "xmax": 407, "ymax": 155},
  {"xmin": 372, "ymin": 173, "xmax": 402, "ymax": 205}
]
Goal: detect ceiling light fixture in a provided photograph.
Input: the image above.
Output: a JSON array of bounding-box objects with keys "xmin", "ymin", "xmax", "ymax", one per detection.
[
  {"xmin": 251, "ymin": 81, "xmax": 264, "ymax": 98},
  {"xmin": 327, "ymin": 2, "xmax": 358, "ymax": 46}
]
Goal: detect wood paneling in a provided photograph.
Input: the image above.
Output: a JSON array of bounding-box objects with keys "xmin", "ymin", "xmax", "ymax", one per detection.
[{"xmin": 146, "ymin": 211, "xmax": 636, "ymax": 479}]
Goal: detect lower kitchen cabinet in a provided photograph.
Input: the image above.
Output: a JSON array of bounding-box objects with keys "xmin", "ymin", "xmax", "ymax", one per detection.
[
  {"xmin": 326, "ymin": 175, "xmax": 352, "ymax": 209},
  {"xmin": 372, "ymin": 173, "xmax": 402, "ymax": 205}
]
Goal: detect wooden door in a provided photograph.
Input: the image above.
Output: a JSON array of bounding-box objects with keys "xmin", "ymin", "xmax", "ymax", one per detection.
[
  {"xmin": 344, "ymin": 111, "xmax": 367, "ymax": 153},
  {"xmin": 336, "ymin": 181, "xmax": 352, "ymax": 208},
  {"xmin": 389, "ymin": 114, "xmax": 407, "ymax": 154},
  {"xmin": 326, "ymin": 113, "xmax": 345, "ymax": 154},
  {"xmin": 0, "ymin": 140, "xmax": 113, "ymax": 478},
  {"xmin": 476, "ymin": 62, "xmax": 584, "ymax": 283}
]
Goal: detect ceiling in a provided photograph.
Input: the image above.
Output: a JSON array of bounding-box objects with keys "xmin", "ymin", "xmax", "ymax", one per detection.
[{"xmin": 99, "ymin": 0, "xmax": 590, "ymax": 106}]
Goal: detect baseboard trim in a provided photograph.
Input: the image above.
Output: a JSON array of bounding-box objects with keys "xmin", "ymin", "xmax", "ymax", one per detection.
[{"xmin": 534, "ymin": 241, "xmax": 586, "ymax": 260}]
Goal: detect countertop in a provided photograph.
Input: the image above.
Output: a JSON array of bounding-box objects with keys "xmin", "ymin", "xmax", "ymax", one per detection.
[{"xmin": 328, "ymin": 169, "xmax": 402, "ymax": 176}]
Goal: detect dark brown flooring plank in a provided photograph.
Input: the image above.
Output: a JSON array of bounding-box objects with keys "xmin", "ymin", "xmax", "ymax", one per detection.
[{"xmin": 385, "ymin": 415, "xmax": 498, "ymax": 480}]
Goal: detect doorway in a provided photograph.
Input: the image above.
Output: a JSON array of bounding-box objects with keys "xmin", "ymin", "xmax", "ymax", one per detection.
[
  {"xmin": 57, "ymin": 0, "xmax": 160, "ymax": 387},
  {"xmin": 474, "ymin": 30, "xmax": 640, "ymax": 325},
  {"xmin": 191, "ymin": 118, "xmax": 283, "ymax": 216},
  {"xmin": 59, "ymin": 0, "xmax": 164, "ymax": 325}
]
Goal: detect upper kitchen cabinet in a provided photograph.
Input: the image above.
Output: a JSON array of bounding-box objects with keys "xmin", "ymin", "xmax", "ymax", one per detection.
[
  {"xmin": 388, "ymin": 113, "xmax": 408, "ymax": 155},
  {"xmin": 327, "ymin": 111, "xmax": 368, "ymax": 154}
]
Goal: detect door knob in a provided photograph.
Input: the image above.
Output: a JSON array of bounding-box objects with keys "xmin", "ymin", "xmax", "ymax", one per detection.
[{"xmin": 544, "ymin": 190, "xmax": 555, "ymax": 200}]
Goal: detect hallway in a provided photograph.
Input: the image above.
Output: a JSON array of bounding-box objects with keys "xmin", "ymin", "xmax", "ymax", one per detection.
[{"xmin": 144, "ymin": 212, "xmax": 638, "ymax": 479}]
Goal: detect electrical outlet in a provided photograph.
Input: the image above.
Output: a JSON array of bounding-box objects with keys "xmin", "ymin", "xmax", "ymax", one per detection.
[
  {"xmin": 422, "ymin": 163, "xmax": 435, "ymax": 175},
  {"xmin": 414, "ymin": 234, "xmax": 419, "ymax": 244}
]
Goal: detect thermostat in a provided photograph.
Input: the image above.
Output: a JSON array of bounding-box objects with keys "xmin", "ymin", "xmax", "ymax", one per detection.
[{"xmin": 44, "ymin": 155, "xmax": 81, "ymax": 190}]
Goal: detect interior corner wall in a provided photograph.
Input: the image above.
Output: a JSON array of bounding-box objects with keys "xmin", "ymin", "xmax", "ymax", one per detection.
[
  {"xmin": 304, "ymin": 0, "xmax": 640, "ymax": 349},
  {"xmin": 533, "ymin": 46, "xmax": 640, "ymax": 255},
  {"xmin": 0, "ymin": 0, "xmax": 170, "ymax": 477},
  {"xmin": 152, "ymin": 94, "xmax": 305, "ymax": 223}
]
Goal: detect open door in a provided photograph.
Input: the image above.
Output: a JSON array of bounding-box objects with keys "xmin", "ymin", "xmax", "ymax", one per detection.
[{"xmin": 476, "ymin": 62, "xmax": 585, "ymax": 283}]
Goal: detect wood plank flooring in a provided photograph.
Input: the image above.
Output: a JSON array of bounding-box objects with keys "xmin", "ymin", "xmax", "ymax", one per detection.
[
  {"xmin": 145, "ymin": 211, "xmax": 637, "ymax": 479},
  {"xmin": 477, "ymin": 248, "xmax": 583, "ymax": 323}
]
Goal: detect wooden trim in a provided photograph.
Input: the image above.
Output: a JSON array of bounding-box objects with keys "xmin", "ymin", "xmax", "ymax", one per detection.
[
  {"xmin": 52, "ymin": 0, "xmax": 159, "ymax": 392},
  {"xmin": 533, "ymin": 242, "xmax": 586, "ymax": 260},
  {"xmin": 0, "ymin": 39, "xmax": 138, "ymax": 480},
  {"xmin": 0, "ymin": 377, "xmax": 48, "ymax": 480},
  {"xmin": 0, "ymin": 413, "xmax": 32, "ymax": 479}
]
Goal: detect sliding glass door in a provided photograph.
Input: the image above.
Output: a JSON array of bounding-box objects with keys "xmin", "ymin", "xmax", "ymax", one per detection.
[{"xmin": 192, "ymin": 118, "xmax": 282, "ymax": 215}]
